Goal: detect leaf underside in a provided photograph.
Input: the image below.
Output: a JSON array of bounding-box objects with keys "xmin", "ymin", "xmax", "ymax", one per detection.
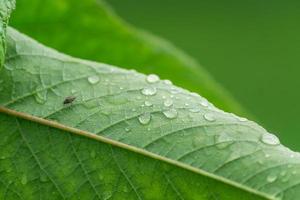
[
  {"xmin": 0, "ymin": 28, "xmax": 300, "ymax": 200},
  {"xmin": 10, "ymin": 0, "xmax": 247, "ymax": 116}
]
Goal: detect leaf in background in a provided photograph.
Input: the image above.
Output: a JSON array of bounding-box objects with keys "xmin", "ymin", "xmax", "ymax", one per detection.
[
  {"xmin": 1, "ymin": 28, "xmax": 300, "ymax": 199},
  {"xmin": 10, "ymin": 0, "xmax": 248, "ymax": 117},
  {"xmin": 0, "ymin": 0, "xmax": 15, "ymax": 69}
]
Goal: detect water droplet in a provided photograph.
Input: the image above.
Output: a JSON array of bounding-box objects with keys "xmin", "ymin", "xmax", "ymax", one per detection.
[
  {"xmin": 200, "ymin": 100, "xmax": 208, "ymax": 107},
  {"xmin": 141, "ymin": 87, "xmax": 157, "ymax": 96},
  {"xmin": 258, "ymin": 160, "xmax": 264, "ymax": 165},
  {"xmin": 261, "ymin": 133, "xmax": 280, "ymax": 146},
  {"xmin": 265, "ymin": 153, "xmax": 270, "ymax": 158},
  {"xmin": 267, "ymin": 174, "xmax": 277, "ymax": 183},
  {"xmin": 21, "ymin": 174, "xmax": 27, "ymax": 185},
  {"xmin": 144, "ymin": 101, "xmax": 153, "ymax": 107},
  {"xmin": 146, "ymin": 74, "xmax": 159, "ymax": 83},
  {"xmin": 125, "ymin": 128, "xmax": 130, "ymax": 132},
  {"xmin": 88, "ymin": 75, "xmax": 100, "ymax": 84},
  {"xmin": 90, "ymin": 150, "xmax": 96, "ymax": 158},
  {"xmin": 184, "ymin": 103, "xmax": 189, "ymax": 106},
  {"xmin": 280, "ymin": 171, "xmax": 287, "ymax": 177},
  {"xmin": 203, "ymin": 113, "xmax": 215, "ymax": 122},
  {"xmin": 163, "ymin": 80, "xmax": 172, "ymax": 85},
  {"xmin": 34, "ymin": 90, "xmax": 48, "ymax": 104},
  {"xmin": 214, "ymin": 133, "xmax": 233, "ymax": 149},
  {"xmin": 238, "ymin": 117, "xmax": 248, "ymax": 122},
  {"xmin": 163, "ymin": 109, "xmax": 178, "ymax": 119},
  {"xmin": 138, "ymin": 113, "xmax": 151, "ymax": 125},
  {"xmin": 164, "ymin": 99, "xmax": 173, "ymax": 107}
]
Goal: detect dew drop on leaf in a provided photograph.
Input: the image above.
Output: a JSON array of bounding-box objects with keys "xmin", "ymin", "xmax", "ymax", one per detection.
[
  {"xmin": 21, "ymin": 174, "xmax": 27, "ymax": 185},
  {"xmin": 88, "ymin": 75, "xmax": 100, "ymax": 84},
  {"xmin": 280, "ymin": 170, "xmax": 287, "ymax": 177},
  {"xmin": 164, "ymin": 99, "xmax": 173, "ymax": 107},
  {"xmin": 266, "ymin": 174, "xmax": 277, "ymax": 183},
  {"xmin": 125, "ymin": 127, "xmax": 130, "ymax": 132},
  {"xmin": 238, "ymin": 117, "xmax": 248, "ymax": 122},
  {"xmin": 146, "ymin": 74, "xmax": 159, "ymax": 83},
  {"xmin": 214, "ymin": 133, "xmax": 233, "ymax": 149},
  {"xmin": 200, "ymin": 100, "xmax": 208, "ymax": 107},
  {"xmin": 34, "ymin": 90, "xmax": 48, "ymax": 104},
  {"xmin": 163, "ymin": 108, "xmax": 178, "ymax": 119},
  {"xmin": 144, "ymin": 101, "xmax": 153, "ymax": 107},
  {"xmin": 203, "ymin": 113, "xmax": 215, "ymax": 122},
  {"xmin": 163, "ymin": 80, "xmax": 172, "ymax": 85},
  {"xmin": 141, "ymin": 87, "xmax": 157, "ymax": 96},
  {"xmin": 138, "ymin": 113, "xmax": 151, "ymax": 125},
  {"xmin": 265, "ymin": 153, "xmax": 271, "ymax": 158},
  {"xmin": 261, "ymin": 133, "xmax": 280, "ymax": 146}
]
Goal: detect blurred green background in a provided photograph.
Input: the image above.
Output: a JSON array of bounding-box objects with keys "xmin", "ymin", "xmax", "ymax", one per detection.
[{"xmin": 107, "ymin": 0, "xmax": 300, "ymax": 150}]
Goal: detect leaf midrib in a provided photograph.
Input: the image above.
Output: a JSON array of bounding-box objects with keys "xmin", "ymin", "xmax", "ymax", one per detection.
[{"xmin": 0, "ymin": 106, "xmax": 273, "ymax": 200}]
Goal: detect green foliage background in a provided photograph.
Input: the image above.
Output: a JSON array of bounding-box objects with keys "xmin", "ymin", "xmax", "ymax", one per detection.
[{"xmin": 107, "ymin": 0, "xmax": 300, "ymax": 151}]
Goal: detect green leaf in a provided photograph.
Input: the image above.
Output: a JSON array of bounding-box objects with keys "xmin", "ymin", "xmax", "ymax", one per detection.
[
  {"xmin": 0, "ymin": 108, "xmax": 266, "ymax": 200},
  {"xmin": 0, "ymin": 0, "xmax": 14, "ymax": 69},
  {"xmin": 10, "ymin": 0, "xmax": 247, "ymax": 116},
  {"xmin": 1, "ymin": 28, "xmax": 300, "ymax": 199}
]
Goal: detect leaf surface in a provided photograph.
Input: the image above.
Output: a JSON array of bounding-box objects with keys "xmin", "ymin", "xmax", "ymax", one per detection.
[
  {"xmin": 10, "ymin": 0, "xmax": 247, "ymax": 116},
  {"xmin": 0, "ymin": 28, "xmax": 300, "ymax": 199}
]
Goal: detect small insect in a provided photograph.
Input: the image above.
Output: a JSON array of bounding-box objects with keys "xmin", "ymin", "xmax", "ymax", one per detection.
[{"xmin": 63, "ymin": 96, "xmax": 76, "ymax": 105}]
